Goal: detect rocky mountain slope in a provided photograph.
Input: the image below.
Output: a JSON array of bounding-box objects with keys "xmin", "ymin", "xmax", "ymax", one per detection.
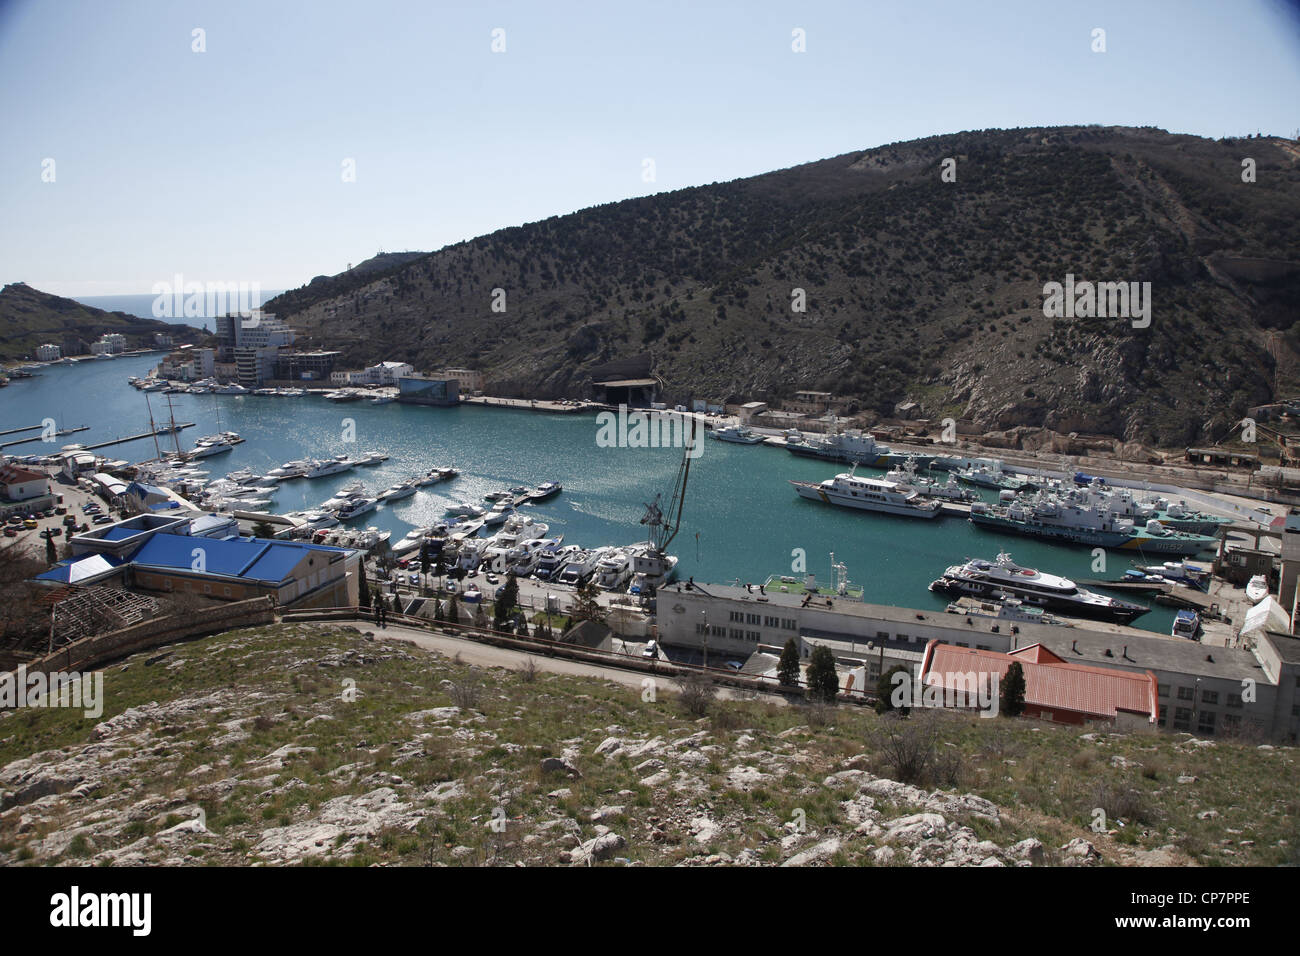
[
  {"xmin": 266, "ymin": 126, "xmax": 1300, "ymax": 447},
  {"xmin": 1, "ymin": 623, "xmax": 1292, "ymax": 866},
  {"xmin": 0, "ymin": 283, "xmax": 201, "ymax": 361}
]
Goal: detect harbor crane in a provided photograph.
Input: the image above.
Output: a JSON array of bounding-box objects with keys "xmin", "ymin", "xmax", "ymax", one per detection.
[{"xmin": 634, "ymin": 415, "xmax": 702, "ymax": 597}]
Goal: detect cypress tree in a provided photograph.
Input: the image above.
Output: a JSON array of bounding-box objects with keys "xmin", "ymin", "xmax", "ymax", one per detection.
[
  {"xmin": 777, "ymin": 638, "xmax": 801, "ymax": 688},
  {"xmin": 1002, "ymin": 661, "xmax": 1027, "ymax": 717},
  {"xmin": 805, "ymin": 645, "xmax": 840, "ymax": 703}
]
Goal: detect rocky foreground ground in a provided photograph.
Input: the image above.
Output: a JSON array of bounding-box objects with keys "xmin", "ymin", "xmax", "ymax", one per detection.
[{"xmin": 0, "ymin": 624, "xmax": 1294, "ymax": 866}]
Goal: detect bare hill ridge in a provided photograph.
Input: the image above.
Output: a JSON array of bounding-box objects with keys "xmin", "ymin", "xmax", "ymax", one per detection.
[{"xmin": 266, "ymin": 126, "xmax": 1300, "ymax": 446}]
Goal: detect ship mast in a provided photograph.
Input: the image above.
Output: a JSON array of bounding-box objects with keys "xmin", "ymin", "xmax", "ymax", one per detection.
[{"xmin": 143, "ymin": 391, "xmax": 163, "ymax": 462}]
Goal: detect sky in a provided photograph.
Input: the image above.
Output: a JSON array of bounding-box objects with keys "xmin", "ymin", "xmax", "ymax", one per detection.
[{"xmin": 1, "ymin": 0, "xmax": 1298, "ymax": 297}]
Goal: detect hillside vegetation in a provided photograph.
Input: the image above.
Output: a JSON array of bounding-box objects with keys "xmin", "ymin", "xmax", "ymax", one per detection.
[
  {"xmin": 0, "ymin": 623, "xmax": 1293, "ymax": 867},
  {"xmin": 266, "ymin": 126, "xmax": 1300, "ymax": 447},
  {"xmin": 0, "ymin": 283, "xmax": 200, "ymax": 361}
]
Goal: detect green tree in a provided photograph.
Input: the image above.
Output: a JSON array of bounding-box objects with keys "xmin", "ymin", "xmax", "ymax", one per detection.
[
  {"xmin": 493, "ymin": 572, "xmax": 519, "ymax": 628},
  {"xmin": 391, "ymin": 593, "xmax": 402, "ymax": 614},
  {"xmin": 252, "ymin": 520, "xmax": 275, "ymax": 539},
  {"xmin": 358, "ymin": 568, "xmax": 371, "ymax": 609},
  {"xmin": 777, "ymin": 638, "xmax": 801, "ymax": 688},
  {"xmin": 433, "ymin": 549, "xmax": 446, "ymax": 590},
  {"xmin": 805, "ymin": 645, "xmax": 839, "ymax": 703},
  {"xmin": 433, "ymin": 597, "xmax": 444, "ymax": 622},
  {"xmin": 44, "ymin": 534, "xmax": 57, "ymax": 565},
  {"xmin": 877, "ymin": 664, "xmax": 911, "ymax": 715},
  {"xmin": 446, "ymin": 595, "xmax": 460, "ymax": 625},
  {"xmin": 1001, "ymin": 661, "xmax": 1027, "ymax": 717},
  {"xmin": 571, "ymin": 580, "xmax": 605, "ymax": 624}
]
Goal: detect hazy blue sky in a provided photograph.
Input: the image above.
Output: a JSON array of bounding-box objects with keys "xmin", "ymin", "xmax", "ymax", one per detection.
[{"xmin": 2, "ymin": 0, "xmax": 1297, "ymax": 296}]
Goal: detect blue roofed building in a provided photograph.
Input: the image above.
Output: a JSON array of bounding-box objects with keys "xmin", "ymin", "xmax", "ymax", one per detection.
[
  {"xmin": 44, "ymin": 514, "xmax": 362, "ymax": 609},
  {"xmin": 128, "ymin": 533, "xmax": 359, "ymax": 607}
]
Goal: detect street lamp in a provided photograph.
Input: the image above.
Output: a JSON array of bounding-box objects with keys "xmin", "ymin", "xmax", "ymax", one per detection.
[{"xmin": 701, "ymin": 609, "xmax": 708, "ymax": 670}]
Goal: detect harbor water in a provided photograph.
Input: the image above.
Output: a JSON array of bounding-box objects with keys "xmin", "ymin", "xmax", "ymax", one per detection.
[{"xmin": 1, "ymin": 354, "xmax": 1184, "ymax": 633}]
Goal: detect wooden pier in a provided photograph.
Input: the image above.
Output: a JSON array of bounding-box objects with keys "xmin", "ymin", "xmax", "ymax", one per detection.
[
  {"xmin": 0, "ymin": 425, "xmax": 90, "ymax": 449},
  {"xmin": 79, "ymin": 424, "xmax": 196, "ymax": 451},
  {"xmin": 462, "ymin": 396, "xmax": 588, "ymax": 414}
]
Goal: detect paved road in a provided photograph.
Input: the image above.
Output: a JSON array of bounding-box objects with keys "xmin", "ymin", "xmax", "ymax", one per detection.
[{"xmin": 345, "ymin": 621, "xmax": 776, "ymax": 703}]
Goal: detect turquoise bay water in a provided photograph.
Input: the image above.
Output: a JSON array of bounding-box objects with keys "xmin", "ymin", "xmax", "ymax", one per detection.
[{"xmin": 0, "ymin": 354, "xmax": 1178, "ymax": 633}]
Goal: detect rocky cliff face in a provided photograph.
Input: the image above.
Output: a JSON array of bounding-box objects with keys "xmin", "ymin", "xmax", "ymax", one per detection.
[{"xmin": 266, "ymin": 127, "xmax": 1300, "ymax": 446}]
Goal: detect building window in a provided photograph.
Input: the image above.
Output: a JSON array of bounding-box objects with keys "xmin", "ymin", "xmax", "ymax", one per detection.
[
  {"xmin": 1176, "ymin": 687, "xmax": 1194, "ymax": 701},
  {"xmin": 223, "ymin": 586, "xmax": 232, "ymax": 597},
  {"xmin": 746, "ymin": 630, "xmax": 760, "ymax": 642},
  {"xmin": 1226, "ymin": 693, "xmax": 1242, "ymax": 709},
  {"xmin": 1173, "ymin": 707, "xmax": 1192, "ymax": 730},
  {"xmin": 781, "ymin": 618, "xmax": 797, "ymax": 630},
  {"xmin": 876, "ymin": 631, "xmax": 889, "ymax": 641},
  {"xmin": 1201, "ymin": 690, "xmax": 1218, "ymax": 705},
  {"xmin": 746, "ymin": 613, "xmax": 760, "ymax": 625},
  {"xmin": 1157, "ymin": 683, "xmax": 1169, "ymax": 698},
  {"xmin": 1222, "ymin": 713, "xmax": 1240, "ymax": 731},
  {"xmin": 729, "ymin": 611, "xmax": 743, "ymax": 623},
  {"xmin": 1158, "ymin": 705, "xmax": 1167, "ymax": 727},
  {"xmin": 1198, "ymin": 711, "xmax": 1216, "ymax": 735}
]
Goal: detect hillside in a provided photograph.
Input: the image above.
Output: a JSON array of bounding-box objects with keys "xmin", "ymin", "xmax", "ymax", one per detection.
[
  {"xmin": 0, "ymin": 283, "xmax": 201, "ymax": 361},
  {"xmin": 266, "ymin": 126, "xmax": 1300, "ymax": 447},
  {"xmin": 0, "ymin": 622, "xmax": 1293, "ymax": 866}
]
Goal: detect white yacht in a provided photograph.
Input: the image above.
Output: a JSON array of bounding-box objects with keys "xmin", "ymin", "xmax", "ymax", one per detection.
[
  {"xmin": 557, "ymin": 549, "xmax": 602, "ymax": 586},
  {"xmin": 378, "ymin": 480, "xmax": 417, "ymax": 502},
  {"xmin": 336, "ymin": 497, "xmax": 378, "ymax": 521},
  {"xmin": 534, "ymin": 543, "xmax": 581, "ymax": 581},
  {"xmin": 789, "ymin": 466, "xmax": 943, "ymax": 518},
  {"xmin": 304, "ymin": 456, "xmax": 355, "ymax": 479},
  {"xmin": 354, "ymin": 451, "xmax": 389, "ymax": 466},
  {"xmin": 288, "ymin": 509, "xmax": 340, "ymax": 531},
  {"xmin": 483, "ymin": 501, "xmax": 515, "ymax": 526},
  {"xmin": 393, "ymin": 526, "xmax": 437, "ymax": 555},
  {"xmin": 507, "ymin": 536, "xmax": 563, "ymax": 576},
  {"xmin": 189, "ymin": 437, "xmax": 236, "ymax": 458},
  {"xmin": 710, "ymin": 424, "xmax": 765, "ymax": 444},
  {"xmin": 321, "ymin": 481, "xmax": 366, "ymax": 511},
  {"xmin": 269, "ymin": 459, "xmax": 312, "ymax": 479},
  {"xmin": 456, "ymin": 538, "xmax": 489, "ymax": 572},
  {"xmin": 930, "ymin": 552, "xmax": 1148, "ymax": 625},
  {"xmin": 211, "ymin": 384, "xmax": 249, "ymax": 395},
  {"xmin": 444, "ymin": 502, "xmax": 487, "ymax": 518},
  {"xmin": 594, "ymin": 549, "xmax": 634, "ymax": 591}
]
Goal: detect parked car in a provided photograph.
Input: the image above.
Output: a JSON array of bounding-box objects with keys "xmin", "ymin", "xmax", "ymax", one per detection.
[
  {"xmin": 725, "ymin": 661, "xmax": 743, "ymax": 671},
  {"xmin": 643, "ymin": 641, "xmax": 658, "ymax": 659},
  {"xmin": 92, "ymin": 515, "xmax": 113, "ymax": 525},
  {"xmin": 22, "ymin": 519, "xmax": 37, "ymax": 529}
]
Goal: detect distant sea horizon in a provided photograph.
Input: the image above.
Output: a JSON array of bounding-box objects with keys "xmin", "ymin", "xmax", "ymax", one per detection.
[{"xmin": 72, "ymin": 291, "xmax": 286, "ymax": 333}]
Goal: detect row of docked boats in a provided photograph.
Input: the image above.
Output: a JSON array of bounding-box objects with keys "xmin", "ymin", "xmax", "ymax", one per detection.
[{"xmin": 790, "ymin": 460, "xmax": 1229, "ymax": 556}]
